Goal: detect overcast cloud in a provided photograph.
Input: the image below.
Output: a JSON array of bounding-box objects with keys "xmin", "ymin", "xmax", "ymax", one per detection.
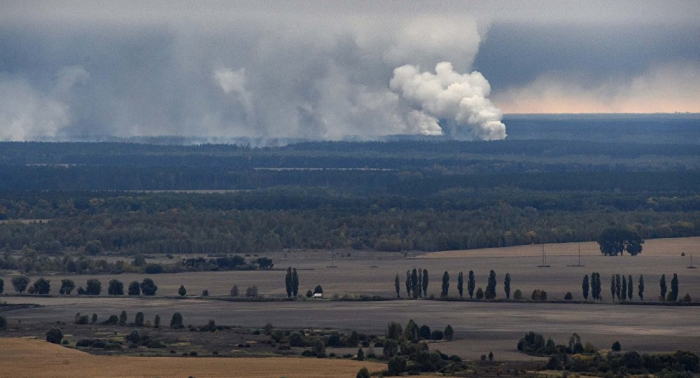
[{"xmin": 1, "ymin": 1, "xmax": 698, "ymax": 141}]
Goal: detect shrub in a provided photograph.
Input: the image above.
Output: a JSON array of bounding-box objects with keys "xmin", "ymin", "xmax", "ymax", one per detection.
[
  {"xmin": 513, "ymin": 289, "xmax": 523, "ymax": 300},
  {"xmin": 682, "ymin": 293, "xmax": 692, "ymax": 303},
  {"xmin": 102, "ymin": 315, "xmax": 118, "ymax": 325},
  {"xmin": 170, "ymin": 313, "xmax": 184, "ymax": 329},
  {"xmin": 314, "ymin": 285, "xmax": 323, "ymax": 294},
  {"xmin": 11, "ymin": 275, "xmax": 30, "ymax": 294},
  {"xmin": 431, "ymin": 330, "xmax": 444, "ymax": 340},
  {"xmin": 135, "ymin": 312, "xmax": 145, "ymax": 327},
  {"xmin": 306, "ymin": 290, "xmax": 313, "ymax": 298},
  {"xmin": 75, "ymin": 315, "xmax": 89, "ymax": 325},
  {"xmin": 144, "ymin": 264, "xmax": 164, "ymax": 274},
  {"xmin": 444, "ymin": 325, "xmax": 454, "ymax": 341},
  {"xmin": 0, "ymin": 315, "xmax": 6, "ymax": 329},
  {"xmin": 612, "ymin": 341, "xmax": 621, "ymax": 351},
  {"xmin": 230, "ymin": 285, "xmax": 239, "ymax": 297},
  {"xmin": 356, "ymin": 366, "xmax": 370, "ymax": 378},
  {"xmin": 91, "ymin": 313, "xmax": 98, "ymax": 324},
  {"xmin": 419, "ymin": 325, "xmax": 431, "ymax": 340},
  {"xmin": 45, "ymin": 328, "xmax": 63, "ymax": 344},
  {"xmin": 59, "ymin": 279, "xmax": 75, "ymax": 295},
  {"xmin": 154, "ymin": 315, "xmax": 161, "ymax": 328},
  {"xmin": 0, "ymin": 278, "xmax": 3, "ymax": 294},
  {"xmin": 387, "ymin": 356, "xmax": 407, "ymax": 375},
  {"xmin": 356, "ymin": 348, "xmax": 365, "ymax": 361},
  {"xmin": 564, "ymin": 292, "xmax": 573, "ymax": 300},
  {"xmin": 201, "ymin": 289, "xmax": 209, "ymax": 297},
  {"xmin": 125, "ymin": 330, "xmax": 141, "ymax": 343},
  {"xmin": 119, "ymin": 311, "xmax": 127, "ymax": 326},
  {"xmin": 289, "ymin": 332, "xmax": 305, "ymax": 347},
  {"xmin": 178, "ymin": 285, "xmax": 186, "ymax": 296},
  {"xmin": 475, "ymin": 287, "xmax": 484, "ymax": 300}
]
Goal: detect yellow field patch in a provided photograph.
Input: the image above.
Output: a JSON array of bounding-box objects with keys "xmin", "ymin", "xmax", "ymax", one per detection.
[{"xmin": 0, "ymin": 338, "xmax": 385, "ymax": 378}]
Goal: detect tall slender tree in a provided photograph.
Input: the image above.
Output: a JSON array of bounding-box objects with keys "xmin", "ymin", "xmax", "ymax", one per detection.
[
  {"xmin": 504, "ymin": 273, "xmax": 511, "ymax": 300},
  {"xmin": 615, "ymin": 274, "xmax": 621, "ymax": 300},
  {"xmin": 467, "ymin": 271, "xmax": 475, "ymax": 299},
  {"xmin": 457, "ymin": 272, "xmax": 464, "ymax": 298},
  {"xmin": 441, "ymin": 271, "xmax": 450, "ymax": 297},
  {"xmin": 291, "ymin": 268, "xmax": 299, "ymax": 297},
  {"xmin": 621, "ymin": 276, "xmax": 627, "ymax": 301},
  {"xmin": 422, "ymin": 269, "xmax": 429, "ymax": 297},
  {"xmin": 638, "ymin": 275, "xmax": 645, "ymax": 301},
  {"xmin": 405, "ymin": 270, "xmax": 411, "ymax": 298},
  {"xmin": 670, "ymin": 273, "xmax": 679, "ymax": 302},
  {"xmin": 610, "ymin": 275, "xmax": 616, "ymax": 302},
  {"xmin": 486, "ymin": 270, "xmax": 497, "ymax": 299},
  {"xmin": 411, "ymin": 269, "xmax": 419, "ymax": 299},
  {"xmin": 582, "ymin": 275, "xmax": 589, "ymax": 301},
  {"xmin": 660, "ymin": 274, "xmax": 667, "ymax": 300},
  {"xmin": 417, "ymin": 269, "xmax": 423, "ymax": 298},
  {"xmin": 285, "ymin": 267, "xmax": 293, "ymax": 298},
  {"xmin": 394, "ymin": 273, "xmax": 400, "ymax": 298},
  {"xmin": 627, "ymin": 275, "xmax": 633, "ymax": 301}
]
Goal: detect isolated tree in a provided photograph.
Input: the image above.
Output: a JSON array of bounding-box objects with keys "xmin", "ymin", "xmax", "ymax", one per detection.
[
  {"xmin": 638, "ymin": 275, "xmax": 645, "ymax": 301},
  {"xmin": 45, "ymin": 328, "xmax": 63, "ymax": 344},
  {"xmin": 457, "ymin": 272, "xmax": 464, "ymax": 298},
  {"xmin": 504, "ymin": 273, "xmax": 511, "ymax": 300},
  {"xmin": 108, "ymin": 279, "xmax": 124, "ymax": 295},
  {"xmin": 12, "ymin": 275, "xmax": 30, "ymax": 294},
  {"xmin": 422, "ymin": 269, "xmax": 429, "ymax": 297},
  {"xmin": 119, "ymin": 310, "xmax": 128, "ymax": 326},
  {"xmin": 467, "ymin": 270, "xmax": 475, "ymax": 299},
  {"xmin": 660, "ymin": 274, "xmax": 667, "ymax": 300},
  {"xmin": 582, "ymin": 275, "xmax": 589, "ymax": 301},
  {"xmin": 476, "ymin": 287, "xmax": 484, "ymax": 300},
  {"xmin": 403, "ymin": 319, "xmax": 419, "ymax": 342},
  {"xmin": 59, "ymin": 279, "xmax": 75, "ymax": 295},
  {"xmin": 140, "ymin": 278, "xmax": 158, "ymax": 296},
  {"xmin": 154, "ymin": 314, "xmax": 161, "ymax": 328},
  {"xmin": 444, "ymin": 325, "xmax": 454, "ymax": 341},
  {"xmin": 285, "ymin": 267, "xmax": 293, "ymax": 298},
  {"xmin": 128, "ymin": 281, "xmax": 140, "ymax": 296},
  {"xmin": 485, "ymin": 270, "xmax": 497, "ymax": 299},
  {"xmin": 32, "ymin": 278, "xmax": 51, "ymax": 295},
  {"xmin": 615, "ymin": 274, "xmax": 621, "ymax": 300},
  {"xmin": 627, "ymin": 275, "xmax": 633, "ymax": 301},
  {"xmin": 488, "ymin": 351, "xmax": 494, "ymax": 362},
  {"xmin": 441, "ymin": 271, "xmax": 450, "ymax": 297},
  {"xmin": 386, "ymin": 321, "xmax": 403, "ymax": 341},
  {"xmin": 394, "ymin": 273, "xmax": 400, "ymax": 298},
  {"xmin": 170, "ymin": 312, "xmax": 184, "ymax": 329},
  {"xmin": 0, "ymin": 279, "xmax": 3, "ymax": 294},
  {"xmin": 621, "ymin": 276, "xmax": 627, "ymax": 300},
  {"xmin": 178, "ymin": 285, "xmax": 186, "ymax": 296},
  {"xmin": 231, "ymin": 285, "xmax": 239, "ymax": 297},
  {"xmin": 291, "ymin": 268, "xmax": 299, "ymax": 297},
  {"xmin": 597, "ymin": 228, "xmax": 644, "ymax": 256},
  {"xmin": 135, "ymin": 312, "xmax": 145, "ymax": 327},
  {"xmin": 670, "ymin": 273, "xmax": 679, "ymax": 302},
  {"xmin": 91, "ymin": 313, "xmax": 98, "ymax": 324}
]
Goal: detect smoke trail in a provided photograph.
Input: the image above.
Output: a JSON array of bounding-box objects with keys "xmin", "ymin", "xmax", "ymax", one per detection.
[{"xmin": 390, "ymin": 62, "xmax": 506, "ymax": 140}]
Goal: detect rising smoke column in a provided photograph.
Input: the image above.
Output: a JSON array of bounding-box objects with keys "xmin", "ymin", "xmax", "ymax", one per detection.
[{"xmin": 390, "ymin": 62, "xmax": 506, "ymax": 140}]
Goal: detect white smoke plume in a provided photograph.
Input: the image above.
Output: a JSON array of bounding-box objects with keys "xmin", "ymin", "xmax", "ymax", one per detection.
[
  {"xmin": 390, "ymin": 62, "xmax": 506, "ymax": 140},
  {"xmin": 0, "ymin": 66, "xmax": 88, "ymax": 141}
]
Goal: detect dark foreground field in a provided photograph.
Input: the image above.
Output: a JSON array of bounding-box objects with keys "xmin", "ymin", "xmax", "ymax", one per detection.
[{"xmin": 3, "ymin": 295, "xmax": 699, "ymax": 362}]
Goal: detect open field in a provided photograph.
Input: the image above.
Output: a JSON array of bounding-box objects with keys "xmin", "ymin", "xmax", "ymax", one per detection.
[
  {"xmin": 0, "ymin": 338, "xmax": 385, "ymax": 377},
  {"xmin": 4, "ymin": 237, "xmax": 698, "ymax": 302},
  {"xmin": 3, "ymin": 296, "xmax": 700, "ymax": 362}
]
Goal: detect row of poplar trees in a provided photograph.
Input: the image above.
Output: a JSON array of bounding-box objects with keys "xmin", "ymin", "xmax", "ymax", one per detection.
[
  {"xmin": 394, "ymin": 269, "xmax": 512, "ymax": 300},
  {"xmin": 583, "ymin": 273, "xmax": 680, "ymax": 302}
]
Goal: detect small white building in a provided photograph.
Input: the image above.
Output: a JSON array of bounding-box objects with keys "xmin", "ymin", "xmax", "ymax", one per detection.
[{"xmin": 313, "ymin": 292, "xmax": 323, "ymax": 298}]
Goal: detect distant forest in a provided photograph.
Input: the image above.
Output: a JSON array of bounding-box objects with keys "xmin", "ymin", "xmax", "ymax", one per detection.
[{"xmin": 1, "ymin": 116, "xmax": 699, "ymax": 256}]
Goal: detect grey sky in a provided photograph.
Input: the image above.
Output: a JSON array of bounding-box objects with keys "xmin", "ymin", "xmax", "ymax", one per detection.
[{"xmin": 1, "ymin": 1, "xmax": 699, "ymax": 140}]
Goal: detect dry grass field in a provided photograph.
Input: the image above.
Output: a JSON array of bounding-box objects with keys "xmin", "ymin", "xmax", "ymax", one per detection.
[{"xmin": 0, "ymin": 338, "xmax": 385, "ymax": 378}]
